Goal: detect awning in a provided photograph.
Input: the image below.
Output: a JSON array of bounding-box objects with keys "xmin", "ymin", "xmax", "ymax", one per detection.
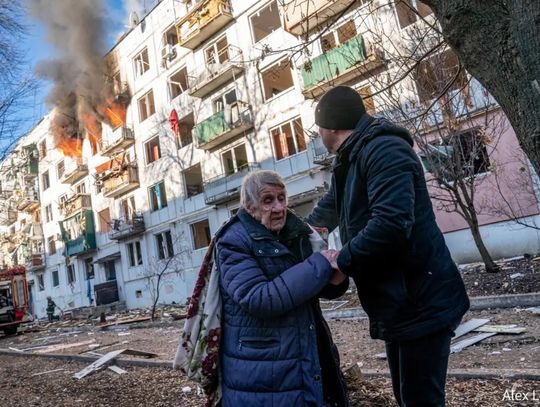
[{"xmin": 92, "ymin": 252, "xmax": 121, "ymax": 265}]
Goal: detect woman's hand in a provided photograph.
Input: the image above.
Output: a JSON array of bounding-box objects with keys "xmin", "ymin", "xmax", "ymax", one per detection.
[{"xmin": 321, "ymin": 250, "xmax": 347, "ymax": 285}]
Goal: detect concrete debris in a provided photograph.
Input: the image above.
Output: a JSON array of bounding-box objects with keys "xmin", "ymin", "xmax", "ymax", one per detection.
[{"xmin": 108, "ymin": 365, "xmax": 127, "ymax": 375}]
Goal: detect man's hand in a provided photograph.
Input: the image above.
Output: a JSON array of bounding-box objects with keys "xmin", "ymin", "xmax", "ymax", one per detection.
[
  {"xmin": 321, "ymin": 249, "xmax": 339, "ymax": 268},
  {"xmin": 329, "ymin": 268, "xmax": 348, "ymax": 285}
]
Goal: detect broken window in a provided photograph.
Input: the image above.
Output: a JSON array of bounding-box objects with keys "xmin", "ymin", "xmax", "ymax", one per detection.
[
  {"xmin": 38, "ymin": 140, "xmax": 47, "ymax": 159},
  {"xmin": 162, "ymin": 25, "xmax": 179, "ymax": 47},
  {"xmin": 134, "ymin": 47, "xmax": 150, "ymax": 77},
  {"xmin": 42, "ymin": 171, "xmax": 50, "ymax": 191},
  {"xmin": 44, "ymin": 204, "xmax": 53, "ymax": 223},
  {"xmin": 138, "ymin": 90, "xmax": 156, "ymax": 122},
  {"xmin": 104, "ymin": 260, "xmax": 116, "ymax": 281},
  {"xmin": 67, "ymin": 263, "xmax": 76, "ymax": 284},
  {"xmin": 357, "ymin": 85, "xmax": 376, "ymax": 115},
  {"xmin": 395, "ymin": 0, "xmax": 433, "ymax": 28},
  {"xmin": 222, "ymin": 144, "xmax": 248, "ymax": 175},
  {"xmin": 250, "ymin": 1, "xmax": 281, "ymax": 43},
  {"xmin": 177, "ymin": 112, "xmax": 194, "ymax": 148},
  {"xmin": 75, "ymin": 182, "xmax": 86, "ymax": 194},
  {"xmin": 98, "ymin": 208, "xmax": 111, "ymax": 233},
  {"xmin": 420, "ymin": 129, "xmax": 490, "ymax": 181},
  {"xmin": 37, "ymin": 274, "xmax": 45, "ymax": 291},
  {"xmin": 52, "ymin": 270, "xmax": 59, "ymax": 287},
  {"xmin": 169, "ymin": 67, "xmax": 189, "ymax": 99},
  {"xmin": 145, "ymin": 136, "xmax": 161, "ymax": 164},
  {"xmin": 85, "ymin": 258, "xmax": 94, "ymax": 280},
  {"xmin": 205, "ymin": 36, "xmax": 229, "ymax": 66},
  {"xmin": 261, "ymin": 59, "xmax": 295, "ymax": 101},
  {"xmin": 47, "ymin": 235, "xmax": 56, "ymax": 255},
  {"xmin": 149, "ymin": 181, "xmax": 168, "ymax": 211},
  {"xmin": 184, "ymin": 164, "xmax": 203, "ymax": 198},
  {"xmin": 127, "ymin": 241, "xmax": 143, "ymax": 267},
  {"xmin": 271, "ymin": 117, "xmax": 307, "ymax": 160},
  {"xmin": 156, "ymin": 230, "xmax": 174, "ymax": 259},
  {"xmin": 414, "ymin": 50, "xmax": 468, "ymax": 104},
  {"xmin": 119, "ymin": 196, "xmax": 136, "ymax": 220},
  {"xmin": 56, "ymin": 161, "xmax": 65, "ymax": 180},
  {"xmin": 321, "ymin": 20, "xmax": 357, "ymax": 52},
  {"xmin": 191, "ymin": 219, "xmax": 211, "ymax": 250}
]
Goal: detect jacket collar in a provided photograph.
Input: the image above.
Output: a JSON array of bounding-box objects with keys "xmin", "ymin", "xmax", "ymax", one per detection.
[{"xmin": 237, "ymin": 208, "xmax": 311, "ymax": 241}]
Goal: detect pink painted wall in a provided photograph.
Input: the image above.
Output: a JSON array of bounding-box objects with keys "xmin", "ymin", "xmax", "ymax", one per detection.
[{"xmin": 424, "ymin": 110, "xmax": 539, "ymax": 233}]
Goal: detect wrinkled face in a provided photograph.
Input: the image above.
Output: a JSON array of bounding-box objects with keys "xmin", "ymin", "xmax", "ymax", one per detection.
[
  {"xmin": 248, "ymin": 184, "xmax": 287, "ymax": 233},
  {"xmin": 319, "ymin": 127, "xmax": 336, "ymax": 153}
]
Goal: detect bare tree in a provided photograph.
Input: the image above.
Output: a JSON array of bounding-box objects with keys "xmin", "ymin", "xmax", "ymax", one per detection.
[{"xmin": 143, "ymin": 230, "xmax": 190, "ymax": 320}]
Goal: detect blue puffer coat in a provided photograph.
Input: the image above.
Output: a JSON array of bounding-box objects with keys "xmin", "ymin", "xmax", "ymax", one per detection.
[{"xmin": 216, "ymin": 209, "xmax": 348, "ymax": 407}]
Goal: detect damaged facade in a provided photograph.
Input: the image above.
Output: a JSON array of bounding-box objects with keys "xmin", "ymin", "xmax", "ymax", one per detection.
[{"xmin": 1, "ymin": 0, "xmax": 540, "ymax": 318}]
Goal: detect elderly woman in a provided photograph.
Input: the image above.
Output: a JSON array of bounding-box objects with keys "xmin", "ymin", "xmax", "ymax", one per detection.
[{"xmin": 216, "ymin": 170, "xmax": 349, "ymax": 407}]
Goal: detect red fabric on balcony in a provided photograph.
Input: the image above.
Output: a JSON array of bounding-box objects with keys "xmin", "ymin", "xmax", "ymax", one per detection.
[{"xmin": 170, "ymin": 108, "xmax": 180, "ymax": 135}]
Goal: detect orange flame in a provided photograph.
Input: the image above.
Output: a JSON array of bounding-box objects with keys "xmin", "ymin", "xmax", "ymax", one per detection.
[
  {"xmin": 101, "ymin": 98, "xmax": 127, "ymax": 129},
  {"xmin": 53, "ymin": 123, "xmax": 83, "ymax": 159},
  {"xmin": 81, "ymin": 112, "xmax": 103, "ymax": 155}
]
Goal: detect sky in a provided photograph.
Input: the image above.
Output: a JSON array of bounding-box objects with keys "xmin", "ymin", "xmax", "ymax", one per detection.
[{"xmin": 14, "ymin": 0, "xmax": 145, "ymax": 144}]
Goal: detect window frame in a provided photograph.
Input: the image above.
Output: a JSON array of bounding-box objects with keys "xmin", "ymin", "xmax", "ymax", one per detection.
[
  {"xmin": 133, "ymin": 47, "xmax": 150, "ymax": 78},
  {"xmin": 138, "ymin": 89, "xmax": 156, "ymax": 122},
  {"xmin": 190, "ymin": 219, "xmax": 211, "ymax": 250},
  {"xmin": 260, "ymin": 58, "xmax": 295, "ymax": 102},
  {"xmin": 183, "ymin": 164, "xmax": 204, "ymax": 198},
  {"xmin": 149, "ymin": 181, "xmax": 168, "ymax": 212},
  {"xmin": 155, "ymin": 230, "xmax": 174, "ymax": 260},
  {"xmin": 127, "ymin": 241, "xmax": 144, "ymax": 267},
  {"xmin": 249, "ymin": 0, "xmax": 282, "ymax": 44},
  {"xmin": 144, "ymin": 136, "xmax": 162, "ymax": 165},
  {"xmin": 270, "ymin": 117, "xmax": 307, "ymax": 161},
  {"xmin": 42, "ymin": 171, "xmax": 50, "ymax": 191},
  {"xmin": 52, "ymin": 269, "xmax": 60, "ymax": 287}
]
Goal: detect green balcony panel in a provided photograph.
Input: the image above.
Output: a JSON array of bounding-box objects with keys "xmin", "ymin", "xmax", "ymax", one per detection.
[
  {"xmin": 195, "ymin": 111, "xmax": 231, "ymax": 145},
  {"xmin": 59, "ymin": 210, "xmax": 97, "ymax": 257},
  {"xmin": 301, "ymin": 34, "xmax": 367, "ymax": 90}
]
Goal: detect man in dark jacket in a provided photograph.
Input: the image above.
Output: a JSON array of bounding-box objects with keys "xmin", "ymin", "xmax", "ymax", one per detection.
[{"xmin": 306, "ymin": 86, "xmax": 470, "ymax": 407}]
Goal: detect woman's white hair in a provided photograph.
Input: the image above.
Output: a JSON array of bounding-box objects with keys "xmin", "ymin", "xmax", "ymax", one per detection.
[{"xmin": 240, "ymin": 170, "xmax": 286, "ymax": 209}]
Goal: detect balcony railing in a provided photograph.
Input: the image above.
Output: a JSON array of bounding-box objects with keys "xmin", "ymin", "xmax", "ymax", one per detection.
[
  {"xmin": 311, "ymin": 136, "xmax": 335, "ymax": 166},
  {"xmin": 102, "ymin": 166, "xmax": 140, "ymax": 199},
  {"xmin": 59, "ymin": 193, "xmax": 92, "ymax": 219},
  {"xmin": 300, "ymin": 34, "xmax": 384, "ymax": 98},
  {"xmin": 203, "ymin": 163, "xmax": 260, "ymax": 205},
  {"xmin": 100, "ymin": 127, "xmax": 135, "ymax": 156},
  {"xmin": 176, "ymin": 0, "xmax": 233, "ymax": 49},
  {"xmin": 188, "ymin": 45, "xmax": 244, "ymax": 98},
  {"xmin": 109, "ymin": 214, "xmax": 145, "ymax": 241},
  {"xmin": 61, "ymin": 163, "xmax": 89, "ymax": 185},
  {"xmin": 25, "ymin": 253, "xmax": 45, "ymax": 271},
  {"xmin": 195, "ymin": 105, "xmax": 253, "ymax": 150},
  {"xmin": 16, "ymin": 191, "xmax": 40, "ymax": 212},
  {"xmin": 282, "ymin": 0, "xmax": 357, "ymax": 36},
  {"xmin": 59, "ymin": 209, "xmax": 97, "ymax": 257}
]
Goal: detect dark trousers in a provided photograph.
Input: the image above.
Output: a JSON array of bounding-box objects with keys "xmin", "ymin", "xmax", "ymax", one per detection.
[{"xmin": 385, "ymin": 329, "xmax": 452, "ymax": 407}]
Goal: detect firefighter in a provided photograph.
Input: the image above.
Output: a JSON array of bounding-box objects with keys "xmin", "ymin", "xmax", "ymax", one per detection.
[{"xmin": 46, "ymin": 296, "xmax": 57, "ymax": 322}]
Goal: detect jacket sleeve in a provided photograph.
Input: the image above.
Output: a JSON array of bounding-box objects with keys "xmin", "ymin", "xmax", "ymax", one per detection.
[
  {"xmin": 304, "ymin": 181, "xmax": 339, "ymax": 231},
  {"xmin": 218, "ymin": 231, "xmax": 333, "ymax": 319},
  {"xmin": 337, "ymin": 137, "xmax": 418, "ymax": 277},
  {"xmin": 319, "ymin": 278, "xmax": 349, "ymax": 300}
]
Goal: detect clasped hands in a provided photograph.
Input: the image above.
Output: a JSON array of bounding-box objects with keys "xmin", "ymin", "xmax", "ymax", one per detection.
[{"xmin": 320, "ymin": 249, "xmax": 347, "ymax": 285}]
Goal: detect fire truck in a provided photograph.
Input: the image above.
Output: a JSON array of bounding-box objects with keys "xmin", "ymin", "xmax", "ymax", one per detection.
[{"xmin": 0, "ymin": 266, "xmax": 29, "ymax": 335}]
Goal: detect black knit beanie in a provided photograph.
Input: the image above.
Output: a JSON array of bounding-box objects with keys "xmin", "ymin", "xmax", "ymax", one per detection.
[{"xmin": 315, "ymin": 86, "xmax": 366, "ymax": 130}]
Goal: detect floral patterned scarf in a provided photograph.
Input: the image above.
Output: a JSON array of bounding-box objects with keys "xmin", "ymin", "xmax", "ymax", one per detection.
[{"xmin": 174, "ymin": 237, "xmax": 222, "ymax": 407}]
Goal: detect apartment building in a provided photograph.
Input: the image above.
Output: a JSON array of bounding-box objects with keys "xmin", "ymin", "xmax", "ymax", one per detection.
[{"xmin": 1, "ymin": 0, "xmax": 539, "ymax": 318}]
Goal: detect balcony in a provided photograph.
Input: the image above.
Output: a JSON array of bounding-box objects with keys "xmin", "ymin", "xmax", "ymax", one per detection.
[
  {"xmin": 311, "ymin": 136, "xmax": 334, "ymax": 166},
  {"xmin": 203, "ymin": 163, "xmax": 260, "ymax": 205},
  {"xmin": 282, "ymin": 0, "xmax": 357, "ymax": 36},
  {"xmin": 59, "ymin": 209, "xmax": 97, "ymax": 257},
  {"xmin": 0, "ymin": 209, "xmax": 17, "ymax": 226},
  {"xmin": 195, "ymin": 105, "xmax": 253, "ymax": 150},
  {"xmin": 109, "ymin": 214, "xmax": 145, "ymax": 241},
  {"xmin": 61, "ymin": 163, "xmax": 89, "ymax": 185},
  {"xmin": 100, "ymin": 127, "xmax": 135, "ymax": 156},
  {"xmin": 59, "ymin": 193, "xmax": 92, "ymax": 219},
  {"xmin": 300, "ymin": 34, "xmax": 384, "ymax": 98},
  {"xmin": 21, "ymin": 145, "xmax": 39, "ymax": 179},
  {"xmin": 16, "ymin": 191, "xmax": 40, "ymax": 213},
  {"xmin": 188, "ymin": 46, "xmax": 244, "ymax": 98},
  {"xmin": 176, "ymin": 0, "xmax": 233, "ymax": 49},
  {"xmin": 25, "ymin": 253, "xmax": 45, "ymax": 272},
  {"xmin": 102, "ymin": 166, "xmax": 140, "ymax": 199}
]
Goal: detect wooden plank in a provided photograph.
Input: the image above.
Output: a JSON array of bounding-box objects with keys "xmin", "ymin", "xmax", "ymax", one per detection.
[
  {"xmin": 31, "ymin": 368, "xmax": 66, "ymax": 377},
  {"xmin": 73, "ymin": 349, "xmax": 126, "ymax": 379},
  {"xmin": 453, "ymin": 319, "xmax": 490, "ymax": 340},
  {"xmin": 78, "ymin": 341, "xmax": 120, "ymax": 355},
  {"xmin": 108, "ymin": 365, "xmax": 127, "ymax": 375},
  {"xmin": 475, "ymin": 325, "xmax": 527, "ymax": 334},
  {"xmin": 99, "ymin": 316, "xmax": 152, "ymax": 330},
  {"xmin": 35, "ymin": 339, "xmax": 96, "ymax": 354},
  {"xmin": 450, "ymin": 332, "xmax": 496, "ymax": 354},
  {"xmin": 121, "ymin": 349, "xmax": 158, "ymax": 358}
]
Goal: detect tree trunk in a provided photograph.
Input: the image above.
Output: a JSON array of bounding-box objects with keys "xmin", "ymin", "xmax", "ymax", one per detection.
[
  {"xmin": 423, "ymin": 0, "xmax": 540, "ymax": 176},
  {"xmin": 468, "ymin": 218, "xmax": 501, "ymax": 273}
]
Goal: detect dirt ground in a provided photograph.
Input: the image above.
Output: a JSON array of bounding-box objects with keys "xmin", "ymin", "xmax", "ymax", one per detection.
[{"xmin": 0, "ymin": 354, "xmax": 539, "ymax": 407}]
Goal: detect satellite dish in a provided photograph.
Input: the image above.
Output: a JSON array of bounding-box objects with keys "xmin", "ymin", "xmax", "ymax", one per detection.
[{"xmin": 129, "ymin": 11, "xmax": 140, "ymax": 28}]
